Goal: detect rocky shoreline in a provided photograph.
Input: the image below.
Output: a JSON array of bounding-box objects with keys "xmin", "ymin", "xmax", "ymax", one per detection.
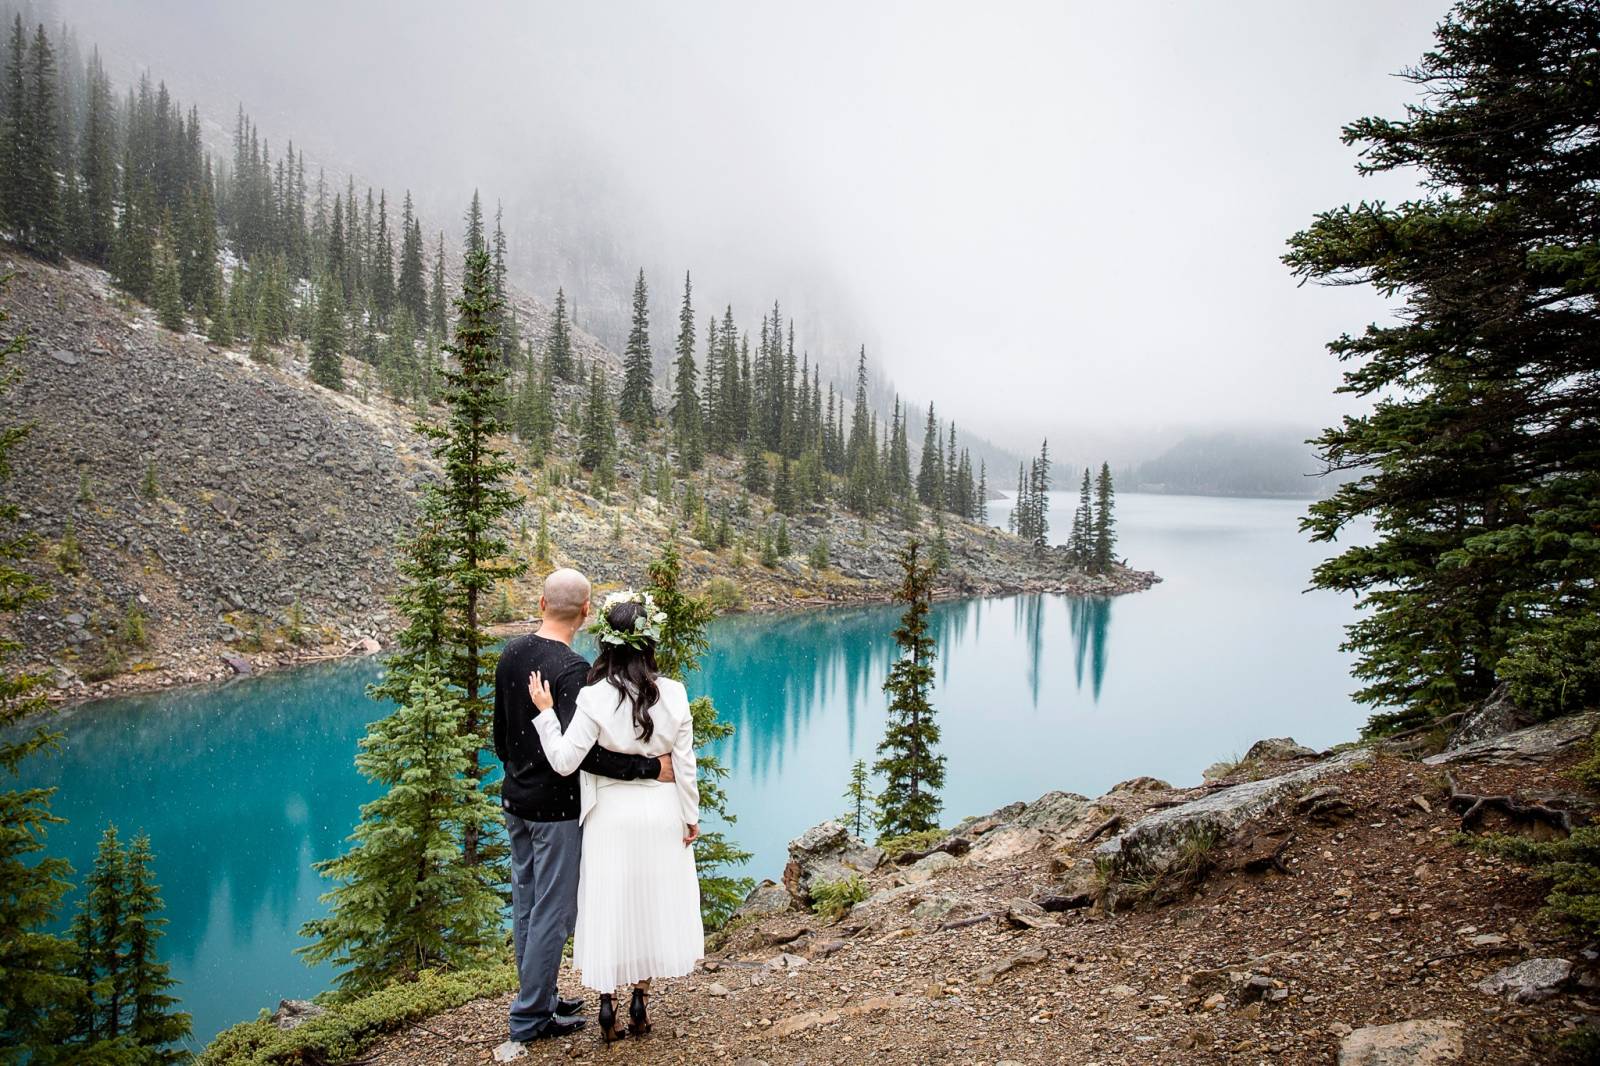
[{"xmin": 351, "ymin": 706, "xmax": 1596, "ymax": 1065}]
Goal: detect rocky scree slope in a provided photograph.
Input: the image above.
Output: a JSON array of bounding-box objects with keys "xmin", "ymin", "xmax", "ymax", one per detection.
[{"xmin": 366, "ymin": 713, "xmax": 1596, "ymax": 1065}]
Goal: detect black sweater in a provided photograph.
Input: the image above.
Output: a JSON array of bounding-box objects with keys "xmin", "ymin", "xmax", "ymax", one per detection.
[{"xmin": 493, "ymin": 633, "xmax": 661, "ymax": 821}]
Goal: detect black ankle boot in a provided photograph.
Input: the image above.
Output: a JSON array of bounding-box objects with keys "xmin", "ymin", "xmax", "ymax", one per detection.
[
  {"xmin": 597, "ymin": 993, "xmax": 624, "ymax": 1043},
  {"xmin": 628, "ymin": 987, "xmax": 651, "ymax": 1036}
]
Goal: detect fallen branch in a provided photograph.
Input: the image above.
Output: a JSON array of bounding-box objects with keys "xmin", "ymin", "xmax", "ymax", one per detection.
[
  {"xmin": 1083, "ymin": 813, "xmax": 1125, "ymax": 844},
  {"xmin": 894, "ymin": 836, "xmax": 972, "ymax": 865},
  {"xmin": 1444, "ymin": 772, "xmax": 1572, "ymax": 835},
  {"xmin": 938, "ymin": 912, "xmax": 996, "ymax": 932}
]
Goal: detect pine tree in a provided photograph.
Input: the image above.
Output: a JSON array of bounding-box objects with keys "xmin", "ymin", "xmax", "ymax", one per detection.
[
  {"xmin": 0, "ymin": 278, "xmax": 79, "ymax": 1063},
  {"xmin": 299, "ymin": 664, "xmax": 504, "ymax": 994},
  {"xmin": 122, "ymin": 832, "xmax": 190, "ymax": 1061},
  {"xmin": 1070, "ymin": 467, "xmax": 1093, "ymax": 564},
  {"xmin": 741, "ymin": 439, "xmax": 768, "ymax": 496},
  {"xmin": 428, "ymin": 231, "xmax": 447, "ymax": 340},
  {"xmin": 671, "ymin": 271, "xmax": 703, "ymax": 470},
  {"xmin": 546, "ymin": 287, "xmax": 574, "ymax": 382},
  {"xmin": 645, "ymin": 542, "xmax": 753, "ymax": 927},
  {"xmin": 579, "ymin": 364, "xmax": 616, "ymax": 472},
  {"xmin": 1285, "ymin": 0, "xmax": 1600, "ymax": 733},
  {"xmin": 874, "ymin": 540, "xmax": 944, "ymax": 838},
  {"xmin": 396, "ymin": 193, "xmax": 426, "ymax": 328},
  {"xmin": 619, "ymin": 269, "xmax": 655, "ymax": 425},
  {"xmin": 429, "ymin": 244, "xmax": 525, "ymax": 867},
  {"xmin": 1092, "ymin": 461, "xmax": 1117, "ymax": 573},
  {"xmin": 310, "ymin": 276, "xmax": 345, "ymax": 390},
  {"xmin": 845, "ymin": 347, "xmax": 876, "ymax": 516},
  {"xmin": 77, "ymin": 48, "xmax": 116, "ymax": 263},
  {"xmin": 534, "ymin": 507, "xmax": 552, "ymax": 567},
  {"xmin": 81, "ymin": 825, "xmax": 129, "ymax": 1042},
  {"xmin": 842, "ymin": 759, "xmax": 873, "ymax": 838},
  {"xmin": 152, "ymin": 240, "xmax": 184, "ymax": 332}
]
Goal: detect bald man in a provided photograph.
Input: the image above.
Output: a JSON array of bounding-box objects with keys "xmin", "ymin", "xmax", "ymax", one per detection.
[{"xmin": 492, "ymin": 567, "xmax": 674, "ymax": 1046}]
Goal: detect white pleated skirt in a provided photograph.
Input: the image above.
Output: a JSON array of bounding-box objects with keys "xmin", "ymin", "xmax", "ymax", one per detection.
[{"xmin": 573, "ymin": 779, "xmax": 704, "ymax": 991}]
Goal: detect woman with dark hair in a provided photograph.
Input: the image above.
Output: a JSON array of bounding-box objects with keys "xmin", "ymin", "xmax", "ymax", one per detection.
[{"xmin": 529, "ymin": 590, "xmax": 702, "ymax": 1043}]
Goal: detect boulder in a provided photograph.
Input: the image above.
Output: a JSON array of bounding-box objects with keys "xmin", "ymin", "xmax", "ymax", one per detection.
[
  {"xmin": 1476, "ymin": 957, "xmax": 1572, "ymax": 1004},
  {"xmin": 1446, "ymin": 683, "xmax": 1539, "ymax": 750},
  {"xmin": 1095, "ymin": 748, "xmax": 1375, "ymax": 880},
  {"xmin": 734, "ymin": 879, "xmax": 796, "ymax": 921},
  {"xmin": 1244, "ymin": 737, "xmax": 1318, "ymax": 762},
  {"xmin": 968, "ymin": 825, "xmax": 1047, "ymax": 865},
  {"xmin": 950, "ymin": 801, "xmax": 1026, "ymax": 838},
  {"xmin": 1105, "ymin": 776, "xmax": 1171, "ymax": 796},
  {"xmin": 270, "ymin": 998, "xmax": 325, "ymax": 1030},
  {"xmin": 781, "ymin": 821, "xmax": 885, "ymax": 905},
  {"xmin": 1424, "ymin": 712, "xmax": 1600, "ymax": 767},
  {"xmin": 220, "ymin": 654, "xmax": 252, "ymax": 676},
  {"xmin": 1337, "ymin": 1019, "xmax": 1463, "ymax": 1065},
  {"xmin": 1013, "ymin": 790, "xmax": 1093, "ymax": 832}
]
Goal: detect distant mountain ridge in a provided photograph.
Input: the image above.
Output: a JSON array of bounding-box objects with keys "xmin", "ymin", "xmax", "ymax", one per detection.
[{"xmin": 1128, "ymin": 430, "xmax": 1336, "ymax": 499}]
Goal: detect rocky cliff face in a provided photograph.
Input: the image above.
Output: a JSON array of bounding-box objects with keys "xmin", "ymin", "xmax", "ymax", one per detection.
[{"xmin": 364, "ymin": 714, "xmax": 1593, "ymax": 1065}]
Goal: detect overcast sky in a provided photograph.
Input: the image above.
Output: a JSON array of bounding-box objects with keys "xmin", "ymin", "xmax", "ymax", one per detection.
[{"xmin": 62, "ymin": 0, "xmax": 1449, "ymax": 458}]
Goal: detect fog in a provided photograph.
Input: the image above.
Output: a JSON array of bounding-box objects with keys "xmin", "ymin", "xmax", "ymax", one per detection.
[{"xmin": 61, "ymin": 0, "xmax": 1446, "ymax": 461}]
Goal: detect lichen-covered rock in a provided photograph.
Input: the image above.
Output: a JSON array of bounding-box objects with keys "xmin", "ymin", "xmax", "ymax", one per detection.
[
  {"xmin": 781, "ymin": 821, "xmax": 885, "ymax": 905},
  {"xmin": 1012, "ymin": 790, "xmax": 1093, "ymax": 832},
  {"xmin": 1337, "ymin": 1019, "xmax": 1463, "ymax": 1065},
  {"xmin": 1424, "ymin": 711, "xmax": 1600, "ymax": 767},
  {"xmin": 968, "ymin": 825, "xmax": 1047, "ymax": 864},
  {"xmin": 1095, "ymin": 748, "xmax": 1375, "ymax": 879},
  {"xmin": 1477, "ymin": 957, "xmax": 1572, "ymax": 1004},
  {"xmin": 270, "ymin": 998, "xmax": 325, "ymax": 1030},
  {"xmin": 1244, "ymin": 737, "xmax": 1318, "ymax": 762},
  {"xmin": 1446, "ymin": 684, "xmax": 1540, "ymax": 750},
  {"xmin": 734, "ymin": 879, "xmax": 796, "ymax": 921}
]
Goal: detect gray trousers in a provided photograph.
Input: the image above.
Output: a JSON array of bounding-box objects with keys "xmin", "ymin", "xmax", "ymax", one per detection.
[{"xmin": 506, "ymin": 813, "xmax": 581, "ymax": 1040}]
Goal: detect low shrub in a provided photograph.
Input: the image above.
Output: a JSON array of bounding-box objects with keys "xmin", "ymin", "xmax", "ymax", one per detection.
[
  {"xmin": 199, "ymin": 965, "xmax": 517, "ymax": 1066},
  {"xmin": 810, "ymin": 875, "xmax": 868, "ymax": 921},
  {"xmin": 700, "ymin": 576, "xmax": 745, "ymax": 613},
  {"xmin": 1497, "ymin": 614, "xmax": 1600, "ymax": 721},
  {"xmin": 876, "ymin": 828, "xmax": 945, "ymax": 860}
]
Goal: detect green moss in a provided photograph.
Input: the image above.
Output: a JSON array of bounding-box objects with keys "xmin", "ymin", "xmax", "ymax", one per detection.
[{"xmin": 198, "ymin": 965, "xmax": 517, "ymax": 1066}]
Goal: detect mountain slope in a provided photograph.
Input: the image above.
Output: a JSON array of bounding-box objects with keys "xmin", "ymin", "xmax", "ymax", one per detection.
[{"xmin": 3, "ymin": 252, "xmax": 1155, "ymax": 703}]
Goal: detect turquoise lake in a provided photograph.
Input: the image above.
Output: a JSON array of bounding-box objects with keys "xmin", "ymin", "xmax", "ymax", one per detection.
[{"xmin": 16, "ymin": 491, "xmax": 1369, "ymax": 1047}]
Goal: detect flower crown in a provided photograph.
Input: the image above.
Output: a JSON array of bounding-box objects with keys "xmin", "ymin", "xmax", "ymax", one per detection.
[{"xmin": 588, "ymin": 589, "xmax": 667, "ymax": 650}]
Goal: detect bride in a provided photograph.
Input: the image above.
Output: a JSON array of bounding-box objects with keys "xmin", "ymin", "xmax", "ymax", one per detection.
[{"xmin": 529, "ymin": 589, "xmax": 704, "ymax": 1043}]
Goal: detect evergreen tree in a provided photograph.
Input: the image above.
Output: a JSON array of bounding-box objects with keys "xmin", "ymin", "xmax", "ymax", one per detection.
[
  {"xmin": 741, "ymin": 439, "xmax": 768, "ymax": 496},
  {"xmin": 619, "ymin": 269, "xmax": 655, "ymax": 425},
  {"xmin": 976, "ymin": 461, "xmax": 988, "ymax": 524},
  {"xmin": 396, "ymin": 193, "xmax": 426, "ymax": 329},
  {"xmin": 842, "ymin": 759, "xmax": 872, "ymax": 838},
  {"xmin": 1092, "ymin": 461, "xmax": 1117, "ymax": 573},
  {"xmin": 76, "ymin": 48, "xmax": 116, "ymax": 263},
  {"xmin": 299, "ymin": 664, "xmax": 503, "ymax": 994},
  {"xmin": 122, "ymin": 832, "xmax": 190, "ymax": 1061},
  {"xmin": 429, "ymin": 244, "xmax": 525, "ymax": 866},
  {"xmin": 645, "ymin": 542, "xmax": 753, "ymax": 927},
  {"xmin": 1284, "ymin": 0, "xmax": 1600, "ymax": 733},
  {"xmin": 0, "ymin": 279, "xmax": 79, "ymax": 1064},
  {"xmin": 671, "ymin": 271, "xmax": 703, "ymax": 470},
  {"xmin": 80, "ymin": 825, "xmax": 129, "ymax": 1042},
  {"xmin": 845, "ymin": 347, "xmax": 876, "ymax": 515},
  {"xmin": 428, "ymin": 231, "xmax": 447, "ymax": 340},
  {"xmin": 546, "ymin": 287, "xmax": 574, "ymax": 382},
  {"xmin": 1070, "ymin": 467, "xmax": 1093, "ymax": 564},
  {"xmin": 579, "ymin": 364, "xmax": 616, "ymax": 472},
  {"xmin": 310, "ymin": 276, "xmax": 344, "ymax": 390},
  {"xmin": 152, "ymin": 241, "xmax": 184, "ymax": 332},
  {"xmin": 916, "ymin": 406, "xmax": 940, "ymax": 508},
  {"xmin": 874, "ymin": 540, "xmax": 944, "ymax": 837}
]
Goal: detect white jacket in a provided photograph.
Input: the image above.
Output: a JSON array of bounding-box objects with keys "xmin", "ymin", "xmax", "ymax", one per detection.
[{"xmin": 532, "ymin": 675, "xmax": 701, "ymax": 827}]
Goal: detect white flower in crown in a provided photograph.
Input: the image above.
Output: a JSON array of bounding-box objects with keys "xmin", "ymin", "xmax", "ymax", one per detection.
[{"xmin": 590, "ymin": 588, "xmax": 665, "ymax": 649}]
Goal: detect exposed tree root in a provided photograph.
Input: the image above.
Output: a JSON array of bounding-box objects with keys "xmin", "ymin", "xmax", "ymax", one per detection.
[{"xmin": 1445, "ymin": 771, "xmax": 1573, "ymax": 835}]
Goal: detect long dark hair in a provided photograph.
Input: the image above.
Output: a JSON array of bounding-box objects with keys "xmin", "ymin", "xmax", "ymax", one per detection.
[{"xmin": 586, "ymin": 601, "xmax": 661, "ymax": 741}]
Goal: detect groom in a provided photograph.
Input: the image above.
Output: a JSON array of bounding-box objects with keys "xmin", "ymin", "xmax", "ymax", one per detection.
[{"xmin": 492, "ymin": 567, "xmax": 674, "ymax": 1045}]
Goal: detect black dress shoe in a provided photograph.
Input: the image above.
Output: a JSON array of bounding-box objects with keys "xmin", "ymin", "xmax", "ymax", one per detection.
[
  {"xmin": 558, "ymin": 996, "xmax": 585, "ymax": 1015},
  {"xmin": 532, "ymin": 1015, "xmax": 587, "ymax": 1040}
]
